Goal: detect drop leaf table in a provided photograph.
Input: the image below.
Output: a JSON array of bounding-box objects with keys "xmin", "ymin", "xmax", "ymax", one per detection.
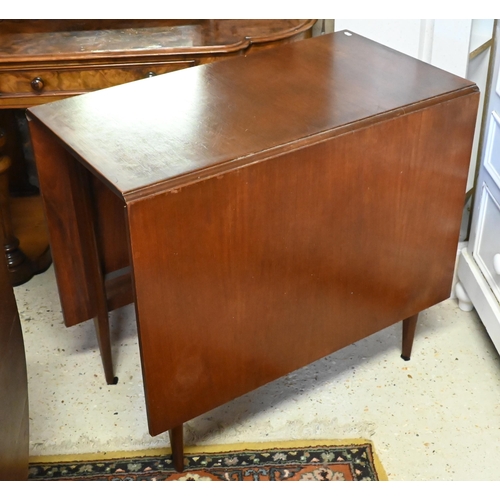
[{"xmin": 26, "ymin": 31, "xmax": 479, "ymax": 471}]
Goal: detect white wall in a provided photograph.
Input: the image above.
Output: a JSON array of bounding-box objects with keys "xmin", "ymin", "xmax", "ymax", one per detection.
[
  {"xmin": 334, "ymin": 20, "xmax": 423, "ymax": 59},
  {"xmin": 332, "ymin": 19, "xmax": 496, "ymax": 194}
]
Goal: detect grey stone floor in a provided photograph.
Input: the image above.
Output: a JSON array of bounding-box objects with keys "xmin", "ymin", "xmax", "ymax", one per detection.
[{"xmin": 14, "ymin": 265, "xmax": 500, "ymax": 480}]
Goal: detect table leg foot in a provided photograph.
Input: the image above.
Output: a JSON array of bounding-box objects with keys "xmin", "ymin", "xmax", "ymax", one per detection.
[
  {"xmin": 401, "ymin": 312, "xmax": 419, "ymax": 361},
  {"xmin": 93, "ymin": 316, "xmax": 117, "ymax": 385},
  {"xmin": 169, "ymin": 425, "xmax": 184, "ymax": 473}
]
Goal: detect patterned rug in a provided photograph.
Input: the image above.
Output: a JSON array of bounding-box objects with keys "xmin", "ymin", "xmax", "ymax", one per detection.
[{"xmin": 28, "ymin": 440, "xmax": 387, "ymax": 481}]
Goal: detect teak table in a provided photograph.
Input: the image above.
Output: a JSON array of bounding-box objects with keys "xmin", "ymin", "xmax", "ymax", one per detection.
[{"xmin": 27, "ymin": 31, "xmax": 479, "ymax": 471}]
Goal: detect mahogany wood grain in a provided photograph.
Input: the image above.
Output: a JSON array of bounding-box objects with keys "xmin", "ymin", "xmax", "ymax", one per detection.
[
  {"xmin": 27, "ymin": 32, "xmax": 478, "ymax": 198},
  {"xmin": 127, "ymin": 95, "xmax": 477, "ymax": 433},
  {"xmin": 0, "ymin": 221, "xmax": 29, "ymax": 480},
  {"xmin": 23, "ymin": 120, "xmax": 96, "ymax": 325},
  {"xmin": 27, "ymin": 32, "xmax": 479, "ymax": 463},
  {"xmin": 27, "ymin": 118, "xmax": 133, "ymax": 327}
]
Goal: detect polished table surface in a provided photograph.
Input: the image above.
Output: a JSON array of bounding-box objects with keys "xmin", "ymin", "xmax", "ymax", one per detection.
[{"xmin": 27, "ymin": 31, "xmax": 479, "ymax": 468}]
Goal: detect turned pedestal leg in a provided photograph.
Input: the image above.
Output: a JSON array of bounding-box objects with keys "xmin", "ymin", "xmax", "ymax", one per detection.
[
  {"xmin": 401, "ymin": 313, "xmax": 419, "ymax": 361},
  {"xmin": 169, "ymin": 425, "xmax": 185, "ymax": 473},
  {"xmin": 0, "ymin": 128, "xmax": 33, "ymax": 286}
]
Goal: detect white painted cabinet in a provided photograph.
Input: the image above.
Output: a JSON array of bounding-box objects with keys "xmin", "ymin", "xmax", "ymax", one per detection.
[{"xmin": 457, "ymin": 22, "xmax": 500, "ymax": 352}]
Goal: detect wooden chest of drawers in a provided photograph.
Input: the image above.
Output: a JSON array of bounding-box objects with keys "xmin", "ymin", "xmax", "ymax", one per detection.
[{"xmin": 0, "ymin": 60, "xmax": 197, "ymax": 96}]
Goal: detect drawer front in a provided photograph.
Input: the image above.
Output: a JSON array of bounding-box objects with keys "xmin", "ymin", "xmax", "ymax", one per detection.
[
  {"xmin": 0, "ymin": 60, "xmax": 196, "ymax": 96},
  {"xmin": 474, "ymin": 182, "xmax": 500, "ymax": 303},
  {"xmin": 484, "ymin": 111, "xmax": 500, "ymax": 190}
]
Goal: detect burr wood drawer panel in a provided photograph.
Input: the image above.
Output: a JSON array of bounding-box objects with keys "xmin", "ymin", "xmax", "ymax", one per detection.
[{"xmin": 0, "ymin": 60, "xmax": 197, "ymax": 96}]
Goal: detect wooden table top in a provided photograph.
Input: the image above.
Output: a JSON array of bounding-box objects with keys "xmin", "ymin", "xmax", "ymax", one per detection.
[{"xmin": 27, "ymin": 31, "xmax": 477, "ymax": 199}]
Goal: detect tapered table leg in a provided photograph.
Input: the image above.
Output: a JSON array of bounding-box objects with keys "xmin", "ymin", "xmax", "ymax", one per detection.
[
  {"xmin": 169, "ymin": 425, "xmax": 185, "ymax": 473},
  {"xmin": 71, "ymin": 163, "xmax": 117, "ymax": 385},
  {"xmin": 401, "ymin": 313, "xmax": 419, "ymax": 361}
]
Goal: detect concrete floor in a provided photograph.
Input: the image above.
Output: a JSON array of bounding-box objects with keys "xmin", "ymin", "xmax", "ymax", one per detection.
[{"xmin": 14, "ymin": 265, "xmax": 500, "ymax": 480}]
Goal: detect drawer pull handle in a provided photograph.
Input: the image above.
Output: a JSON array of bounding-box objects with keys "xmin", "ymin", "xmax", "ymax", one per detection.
[
  {"xmin": 494, "ymin": 254, "xmax": 500, "ymax": 275},
  {"xmin": 31, "ymin": 77, "xmax": 44, "ymax": 91},
  {"xmin": 146, "ymin": 71, "xmax": 157, "ymax": 78}
]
